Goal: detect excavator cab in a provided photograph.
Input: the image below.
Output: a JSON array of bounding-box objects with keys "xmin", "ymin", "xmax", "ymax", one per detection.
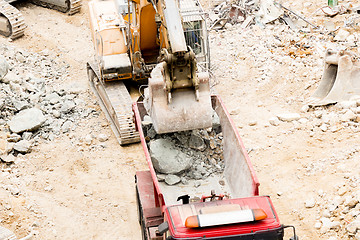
[{"xmin": 180, "ymin": 0, "xmax": 210, "ymax": 72}]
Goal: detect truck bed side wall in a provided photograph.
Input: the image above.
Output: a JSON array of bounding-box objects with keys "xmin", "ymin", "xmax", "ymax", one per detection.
[{"xmin": 213, "ymin": 96, "xmax": 259, "ymax": 197}]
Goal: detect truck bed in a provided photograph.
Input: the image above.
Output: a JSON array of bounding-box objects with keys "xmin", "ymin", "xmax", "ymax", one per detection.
[{"xmin": 134, "ymin": 95, "xmax": 259, "ymax": 207}]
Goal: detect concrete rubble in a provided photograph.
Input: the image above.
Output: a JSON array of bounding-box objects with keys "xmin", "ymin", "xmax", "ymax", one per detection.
[
  {"xmin": 144, "ymin": 113, "xmax": 224, "ymax": 185},
  {"xmin": 308, "ymin": 168, "xmax": 360, "ymax": 238},
  {"xmin": 150, "ymin": 138, "xmax": 192, "ymax": 174},
  {"xmin": 208, "ymin": 1, "xmax": 360, "ymax": 238},
  {"xmin": 0, "ymin": 44, "xmax": 97, "ymax": 157},
  {"xmin": 9, "ymin": 108, "xmax": 46, "ymax": 133}
]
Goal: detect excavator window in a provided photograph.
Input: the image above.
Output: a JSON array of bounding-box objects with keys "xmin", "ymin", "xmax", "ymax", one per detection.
[
  {"xmin": 183, "ymin": 20, "xmax": 203, "ymax": 55},
  {"xmin": 116, "ymin": 0, "xmax": 132, "ymax": 14}
]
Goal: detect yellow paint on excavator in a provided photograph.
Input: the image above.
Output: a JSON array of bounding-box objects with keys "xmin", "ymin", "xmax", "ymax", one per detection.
[{"xmin": 88, "ymin": 0, "xmax": 128, "ymax": 57}]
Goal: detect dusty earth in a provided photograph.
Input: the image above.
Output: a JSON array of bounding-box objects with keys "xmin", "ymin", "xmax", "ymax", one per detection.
[{"xmin": 1, "ymin": 0, "xmax": 360, "ymax": 239}]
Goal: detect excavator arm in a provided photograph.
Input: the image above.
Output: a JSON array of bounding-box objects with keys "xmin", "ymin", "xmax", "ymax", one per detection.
[{"xmin": 144, "ymin": 0, "xmax": 213, "ymax": 134}]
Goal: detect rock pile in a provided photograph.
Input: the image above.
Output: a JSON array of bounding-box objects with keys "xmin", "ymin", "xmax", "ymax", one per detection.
[
  {"xmin": 208, "ymin": 2, "xmax": 360, "ymax": 238},
  {"xmin": 0, "ymin": 44, "xmax": 91, "ymax": 157},
  {"xmin": 143, "ymin": 114, "xmax": 224, "ymax": 186},
  {"xmin": 264, "ymin": 98, "xmax": 360, "ymax": 135},
  {"xmin": 307, "ymin": 165, "xmax": 360, "ymax": 239}
]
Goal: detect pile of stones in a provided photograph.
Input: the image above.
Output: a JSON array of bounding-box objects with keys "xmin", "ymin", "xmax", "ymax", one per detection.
[
  {"xmin": 0, "ymin": 44, "xmax": 95, "ymax": 158},
  {"xmin": 143, "ymin": 113, "xmax": 224, "ymax": 186}
]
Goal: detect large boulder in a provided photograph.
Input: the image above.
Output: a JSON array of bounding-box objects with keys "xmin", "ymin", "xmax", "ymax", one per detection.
[
  {"xmin": 150, "ymin": 139, "xmax": 192, "ymax": 174},
  {"xmin": 9, "ymin": 108, "xmax": 46, "ymax": 133}
]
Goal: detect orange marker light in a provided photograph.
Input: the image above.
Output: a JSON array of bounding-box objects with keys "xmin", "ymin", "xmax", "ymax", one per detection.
[
  {"xmin": 185, "ymin": 215, "xmax": 200, "ymax": 228},
  {"xmin": 253, "ymin": 209, "xmax": 267, "ymax": 221},
  {"xmin": 185, "ymin": 209, "xmax": 267, "ymax": 228}
]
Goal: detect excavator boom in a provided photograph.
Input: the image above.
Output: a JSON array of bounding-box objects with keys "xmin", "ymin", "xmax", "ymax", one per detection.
[{"xmin": 144, "ymin": 0, "xmax": 212, "ymax": 134}]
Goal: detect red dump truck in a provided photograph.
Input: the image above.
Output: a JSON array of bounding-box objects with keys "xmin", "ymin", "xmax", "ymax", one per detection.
[{"xmin": 133, "ymin": 95, "xmax": 297, "ymax": 240}]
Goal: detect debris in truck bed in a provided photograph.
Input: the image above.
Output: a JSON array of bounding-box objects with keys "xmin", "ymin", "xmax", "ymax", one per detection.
[{"xmin": 143, "ymin": 114, "xmax": 224, "ymax": 185}]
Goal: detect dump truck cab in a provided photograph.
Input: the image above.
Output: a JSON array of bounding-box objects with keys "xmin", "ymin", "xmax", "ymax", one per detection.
[{"xmin": 163, "ymin": 196, "xmax": 284, "ymax": 239}]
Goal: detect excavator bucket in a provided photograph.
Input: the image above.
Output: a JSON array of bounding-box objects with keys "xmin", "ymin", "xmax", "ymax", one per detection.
[
  {"xmin": 308, "ymin": 50, "xmax": 360, "ymax": 106},
  {"xmin": 144, "ymin": 63, "xmax": 213, "ymax": 134}
]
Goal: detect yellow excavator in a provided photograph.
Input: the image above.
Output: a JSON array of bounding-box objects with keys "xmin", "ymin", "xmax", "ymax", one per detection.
[{"xmin": 87, "ymin": 0, "xmax": 212, "ymax": 145}]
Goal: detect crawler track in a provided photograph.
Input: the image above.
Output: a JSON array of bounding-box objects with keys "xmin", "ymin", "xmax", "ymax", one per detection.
[
  {"xmin": 31, "ymin": 0, "xmax": 81, "ymax": 15},
  {"xmin": 0, "ymin": 0, "xmax": 26, "ymax": 39},
  {"xmin": 87, "ymin": 62, "xmax": 141, "ymax": 146}
]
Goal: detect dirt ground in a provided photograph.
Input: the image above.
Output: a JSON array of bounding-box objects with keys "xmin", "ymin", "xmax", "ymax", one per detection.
[{"xmin": 1, "ymin": 0, "xmax": 360, "ymax": 239}]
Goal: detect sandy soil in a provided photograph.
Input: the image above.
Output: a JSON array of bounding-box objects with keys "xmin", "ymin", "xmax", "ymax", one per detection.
[{"xmin": 0, "ymin": 0, "xmax": 359, "ymax": 239}]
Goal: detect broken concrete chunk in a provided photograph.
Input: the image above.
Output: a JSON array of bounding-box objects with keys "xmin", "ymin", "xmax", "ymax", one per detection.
[
  {"xmin": 269, "ymin": 117, "xmax": 280, "ymax": 126},
  {"xmin": 174, "ymin": 132, "xmax": 189, "ymax": 146},
  {"xmin": 45, "ymin": 92, "xmax": 61, "ymax": 105},
  {"xmin": 60, "ymin": 100, "xmax": 76, "ymax": 114},
  {"xmin": 337, "ymin": 101, "xmax": 357, "ymax": 109},
  {"xmin": 257, "ymin": 0, "xmax": 283, "ymax": 24},
  {"xmin": 341, "ymin": 110, "xmax": 357, "ymax": 122},
  {"xmin": 150, "ymin": 139, "xmax": 192, "ymax": 174},
  {"xmin": 22, "ymin": 132, "xmax": 32, "ymax": 141},
  {"xmin": 334, "ymin": 29, "xmax": 350, "ymax": 42},
  {"xmin": 165, "ymin": 174, "xmax": 181, "ymax": 185},
  {"xmin": 13, "ymin": 140, "xmax": 32, "ymax": 153},
  {"xmin": 142, "ymin": 115, "xmax": 153, "ymax": 127},
  {"xmin": 157, "ymin": 174, "xmax": 166, "ymax": 182},
  {"xmin": 0, "ymin": 154, "xmax": 15, "ymax": 163},
  {"xmin": 189, "ymin": 131, "xmax": 206, "ymax": 151},
  {"xmin": 277, "ymin": 113, "xmax": 301, "ymax": 122},
  {"xmin": 97, "ymin": 134, "xmax": 109, "ymax": 142},
  {"xmin": 346, "ymin": 220, "xmax": 360, "ymax": 234},
  {"xmin": 13, "ymin": 100, "xmax": 31, "ymax": 111},
  {"xmin": 212, "ymin": 111, "xmax": 221, "ymax": 133},
  {"xmin": 9, "ymin": 108, "xmax": 46, "ymax": 133},
  {"xmin": 7, "ymin": 133, "xmax": 21, "ymax": 142}
]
